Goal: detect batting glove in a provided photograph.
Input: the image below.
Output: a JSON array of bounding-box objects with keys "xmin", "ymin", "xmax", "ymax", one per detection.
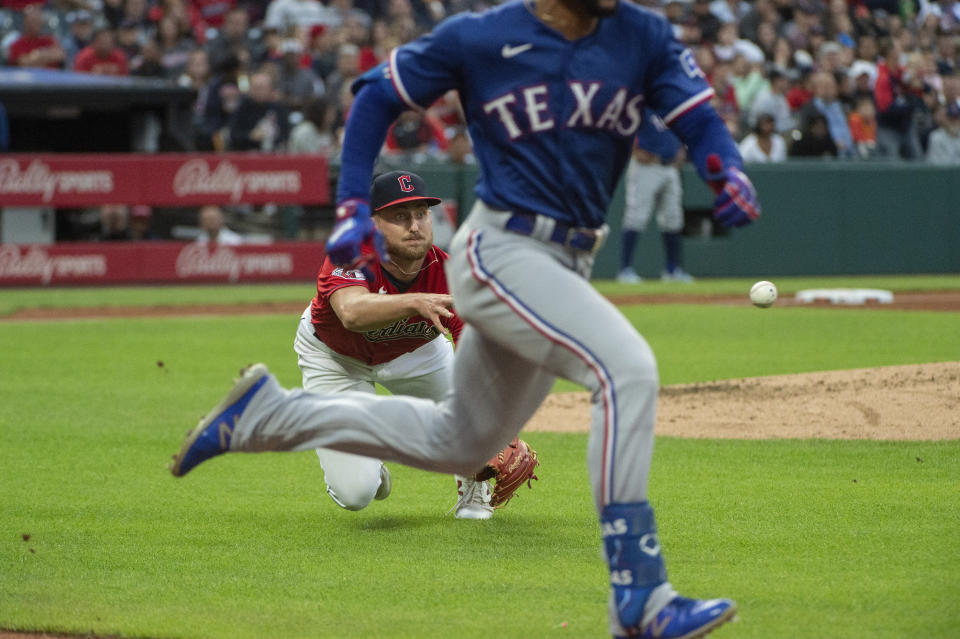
[
  {"xmin": 705, "ymin": 154, "xmax": 761, "ymax": 228},
  {"xmin": 326, "ymin": 198, "xmax": 387, "ymax": 281}
]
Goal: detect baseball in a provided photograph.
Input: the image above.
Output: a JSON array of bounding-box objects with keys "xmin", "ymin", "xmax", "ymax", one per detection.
[{"xmin": 750, "ymin": 281, "xmax": 778, "ymax": 308}]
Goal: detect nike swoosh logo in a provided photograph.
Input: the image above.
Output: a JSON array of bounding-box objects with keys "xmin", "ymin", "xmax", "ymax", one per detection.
[{"xmin": 501, "ymin": 43, "xmax": 533, "ymax": 58}]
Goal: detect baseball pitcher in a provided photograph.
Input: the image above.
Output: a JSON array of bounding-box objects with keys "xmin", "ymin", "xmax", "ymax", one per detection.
[
  {"xmin": 172, "ymin": 0, "xmax": 759, "ymax": 636},
  {"xmin": 295, "ymin": 170, "xmax": 535, "ymax": 519}
]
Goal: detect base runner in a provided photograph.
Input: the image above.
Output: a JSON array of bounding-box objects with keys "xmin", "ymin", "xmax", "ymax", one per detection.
[{"xmin": 171, "ymin": 0, "xmax": 759, "ymax": 634}]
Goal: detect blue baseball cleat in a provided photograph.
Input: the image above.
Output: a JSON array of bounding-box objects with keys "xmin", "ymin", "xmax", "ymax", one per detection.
[
  {"xmin": 616, "ymin": 596, "xmax": 737, "ymax": 639},
  {"xmin": 170, "ymin": 364, "xmax": 270, "ymax": 477}
]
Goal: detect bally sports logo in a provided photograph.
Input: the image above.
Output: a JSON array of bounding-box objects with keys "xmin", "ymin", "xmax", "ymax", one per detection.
[
  {"xmin": 0, "ymin": 245, "xmax": 107, "ymax": 284},
  {"xmin": 0, "ymin": 159, "xmax": 113, "ymax": 203},
  {"xmin": 172, "ymin": 159, "xmax": 301, "ymax": 202},
  {"xmin": 175, "ymin": 244, "xmax": 294, "ymax": 281}
]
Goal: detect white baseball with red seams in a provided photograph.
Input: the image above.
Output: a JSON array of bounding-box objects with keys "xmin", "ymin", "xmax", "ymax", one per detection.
[{"xmin": 750, "ymin": 281, "xmax": 778, "ymax": 308}]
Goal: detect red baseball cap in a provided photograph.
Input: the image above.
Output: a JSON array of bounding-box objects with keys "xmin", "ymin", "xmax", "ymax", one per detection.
[{"xmin": 371, "ymin": 171, "xmax": 442, "ymax": 212}]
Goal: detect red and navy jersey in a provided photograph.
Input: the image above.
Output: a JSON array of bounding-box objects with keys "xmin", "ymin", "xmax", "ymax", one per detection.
[{"xmin": 310, "ymin": 245, "xmax": 464, "ymax": 365}]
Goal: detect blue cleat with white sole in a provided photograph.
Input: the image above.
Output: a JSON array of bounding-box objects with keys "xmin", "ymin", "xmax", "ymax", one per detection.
[
  {"xmin": 616, "ymin": 596, "xmax": 737, "ymax": 639},
  {"xmin": 170, "ymin": 364, "xmax": 270, "ymax": 477}
]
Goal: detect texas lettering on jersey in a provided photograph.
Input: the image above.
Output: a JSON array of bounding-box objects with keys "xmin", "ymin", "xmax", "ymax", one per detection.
[
  {"xmin": 482, "ymin": 82, "xmax": 645, "ymax": 140},
  {"xmin": 358, "ymin": 1, "xmax": 715, "ymax": 227}
]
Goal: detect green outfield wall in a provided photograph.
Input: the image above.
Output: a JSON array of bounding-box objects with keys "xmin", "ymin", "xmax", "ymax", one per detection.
[{"xmin": 404, "ymin": 160, "xmax": 960, "ymax": 279}]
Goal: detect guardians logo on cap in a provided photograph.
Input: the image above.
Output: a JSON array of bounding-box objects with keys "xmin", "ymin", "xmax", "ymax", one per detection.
[{"xmin": 371, "ymin": 171, "xmax": 442, "ymax": 212}]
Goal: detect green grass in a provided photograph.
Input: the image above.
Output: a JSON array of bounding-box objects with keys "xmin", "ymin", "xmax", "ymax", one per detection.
[
  {"xmin": 0, "ymin": 283, "xmax": 317, "ymax": 315},
  {"xmin": 1, "ymin": 273, "xmax": 958, "ymax": 316},
  {"xmin": 1, "ymin": 280, "xmax": 958, "ymax": 638}
]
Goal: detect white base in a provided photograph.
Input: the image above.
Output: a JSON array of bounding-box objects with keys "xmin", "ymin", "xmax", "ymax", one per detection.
[{"xmin": 795, "ymin": 288, "xmax": 894, "ymax": 305}]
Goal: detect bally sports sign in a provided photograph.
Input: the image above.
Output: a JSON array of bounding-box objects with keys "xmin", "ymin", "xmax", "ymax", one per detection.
[
  {"xmin": 0, "ymin": 242, "xmax": 325, "ymax": 286},
  {"xmin": 0, "ymin": 154, "xmax": 328, "ymax": 206}
]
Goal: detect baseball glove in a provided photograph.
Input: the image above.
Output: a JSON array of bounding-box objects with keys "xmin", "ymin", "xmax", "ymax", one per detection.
[{"xmin": 474, "ymin": 437, "xmax": 539, "ymax": 508}]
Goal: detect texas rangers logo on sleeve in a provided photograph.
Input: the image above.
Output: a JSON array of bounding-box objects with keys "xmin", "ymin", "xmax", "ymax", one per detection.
[{"xmin": 680, "ymin": 49, "xmax": 706, "ymax": 80}]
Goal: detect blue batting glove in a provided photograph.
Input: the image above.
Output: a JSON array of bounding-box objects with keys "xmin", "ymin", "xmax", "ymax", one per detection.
[
  {"xmin": 705, "ymin": 154, "xmax": 761, "ymax": 228},
  {"xmin": 326, "ymin": 199, "xmax": 387, "ymax": 280}
]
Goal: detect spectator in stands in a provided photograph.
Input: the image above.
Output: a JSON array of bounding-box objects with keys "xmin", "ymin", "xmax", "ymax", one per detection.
[
  {"xmin": 178, "ymin": 49, "xmax": 216, "ymax": 149},
  {"xmin": 926, "ymin": 98, "xmax": 960, "ymax": 164},
  {"xmin": 709, "ymin": 59, "xmax": 740, "ymax": 137},
  {"xmin": 323, "ymin": 43, "xmax": 362, "ymax": 109},
  {"xmin": 274, "ymin": 38, "xmax": 321, "ymax": 111},
  {"xmin": 264, "ymin": 0, "xmax": 335, "ymax": 33},
  {"xmin": 709, "ymin": 0, "xmax": 750, "ymax": 26},
  {"xmin": 128, "ymin": 205, "xmax": 159, "ymax": 240},
  {"xmin": 61, "ymin": 10, "xmax": 95, "ymax": 69},
  {"xmin": 935, "ymin": 33, "xmax": 957, "ymax": 76},
  {"xmin": 74, "ymin": 28, "xmax": 129, "ymax": 76},
  {"xmin": 690, "ymin": 0, "xmax": 721, "ymax": 43},
  {"xmin": 7, "ymin": 5, "xmax": 65, "ymax": 69},
  {"xmin": 445, "ymin": 126, "xmax": 474, "ymax": 165},
  {"xmin": 227, "ymin": 69, "xmax": 289, "ymax": 151},
  {"xmin": 116, "ymin": 19, "xmax": 144, "ymax": 61},
  {"xmin": 770, "ymin": 36, "xmax": 794, "ymax": 72},
  {"xmin": 783, "ymin": 0, "xmax": 823, "ymax": 54},
  {"xmin": 749, "ymin": 67, "xmax": 794, "ymax": 133},
  {"xmin": 384, "ymin": 109, "xmax": 447, "ymax": 159},
  {"xmin": 847, "ymin": 95, "xmax": 878, "ymax": 158},
  {"xmin": 798, "ymin": 70, "xmax": 854, "ymax": 157},
  {"xmin": 288, "ymin": 96, "xmax": 337, "ymax": 239},
  {"xmin": 205, "ymin": 7, "xmax": 261, "ymax": 74},
  {"xmin": 99, "ymin": 204, "xmax": 132, "ymax": 241},
  {"xmin": 122, "ymin": 0, "xmax": 151, "ymax": 28},
  {"xmin": 729, "ymin": 52, "xmax": 768, "ymax": 116},
  {"xmin": 155, "ymin": 15, "xmax": 195, "ymax": 77},
  {"xmin": 790, "ymin": 111, "xmax": 839, "ymax": 157},
  {"xmin": 204, "ymin": 53, "xmax": 244, "ymax": 149},
  {"xmin": 196, "ymin": 204, "xmax": 244, "ymax": 244},
  {"xmin": 307, "ymin": 24, "xmax": 338, "ymax": 80},
  {"xmin": 817, "ymin": 41, "xmax": 844, "ymax": 75},
  {"xmin": 288, "ymin": 95, "xmax": 336, "ymax": 154},
  {"xmin": 753, "ymin": 21, "xmax": 779, "ymax": 61},
  {"xmin": 192, "ymin": 0, "xmax": 238, "ymax": 30},
  {"xmin": 786, "ymin": 67, "xmax": 815, "ymax": 112},
  {"xmin": 738, "ymin": 112, "xmax": 787, "ymax": 162},
  {"xmin": 737, "ymin": 0, "xmax": 779, "ymax": 44},
  {"xmin": 848, "ymin": 60, "xmax": 877, "ymax": 103},
  {"xmin": 875, "ymin": 42, "xmax": 924, "ymax": 158},
  {"xmin": 131, "ymin": 38, "xmax": 167, "ymax": 77}
]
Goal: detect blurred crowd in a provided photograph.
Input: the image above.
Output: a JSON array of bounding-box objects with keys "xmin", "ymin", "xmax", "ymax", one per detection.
[{"xmin": 3, "ymin": 0, "xmax": 959, "ymax": 164}]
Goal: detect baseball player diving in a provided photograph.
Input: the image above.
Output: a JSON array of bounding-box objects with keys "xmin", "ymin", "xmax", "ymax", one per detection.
[
  {"xmin": 171, "ymin": 0, "xmax": 761, "ymax": 636},
  {"xmin": 295, "ymin": 170, "xmax": 535, "ymax": 519}
]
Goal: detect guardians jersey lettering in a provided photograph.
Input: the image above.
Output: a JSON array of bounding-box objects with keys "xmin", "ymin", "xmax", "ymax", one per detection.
[
  {"xmin": 355, "ymin": 0, "xmax": 713, "ymax": 228},
  {"xmin": 310, "ymin": 246, "xmax": 463, "ymax": 366}
]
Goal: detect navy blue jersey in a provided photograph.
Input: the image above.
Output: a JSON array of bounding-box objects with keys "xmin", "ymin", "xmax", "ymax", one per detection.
[
  {"xmin": 354, "ymin": 0, "xmax": 713, "ymax": 228},
  {"xmin": 635, "ymin": 110, "xmax": 682, "ymax": 163}
]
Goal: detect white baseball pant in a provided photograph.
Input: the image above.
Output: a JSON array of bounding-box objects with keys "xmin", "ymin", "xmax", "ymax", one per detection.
[
  {"xmin": 294, "ymin": 307, "xmax": 454, "ymax": 510},
  {"xmin": 624, "ymin": 157, "xmax": 683, "ymax": 233}
]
